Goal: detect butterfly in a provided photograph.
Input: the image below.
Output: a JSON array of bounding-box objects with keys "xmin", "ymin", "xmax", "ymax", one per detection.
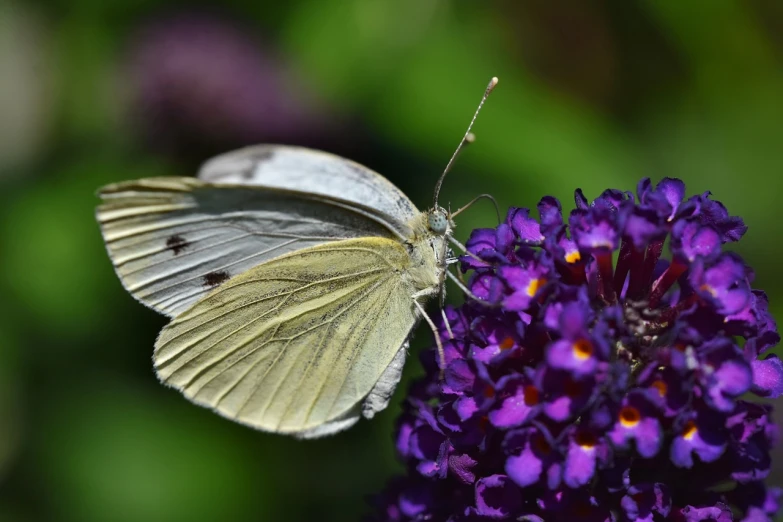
[{"xmin": 96, "ymin": 78, "xmax": 497, "ymax": 438}]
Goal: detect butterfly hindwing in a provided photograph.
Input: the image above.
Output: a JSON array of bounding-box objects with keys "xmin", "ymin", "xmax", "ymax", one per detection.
[{"xmin": 153, "ymin": 237, "xmax": 419, "ymax": 437}]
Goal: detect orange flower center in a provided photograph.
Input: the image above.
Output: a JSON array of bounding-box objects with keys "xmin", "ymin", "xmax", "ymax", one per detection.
[
  {"xmin": 651, "ymin": 380, "xmax": 667, "ymax": 398},
  {"xmin": 700, "ymin": 283, "xmax": 717, "ymax": 297},
  {"xmin": 499, "ymin": 336, "xmax": 515, "ymax": 351},
  {"xmin": 565, "ymin": 250, "xmax": 581, "ymax": 263},
  {"xmin": 526, "ymin": 277, "xmax": 546, "ymax": 297},
  {"xmin": 572, "ymin": 338, "xmax": 593, "ymax": 360},
  {"xmin": 683, "ymin": 420, "xmax": 698, "ymax": 440},
  {"xmin": 575, "ymin": 431, "xmax": 596, "ymax": 449},
  {"xmin": 619, "ymin": 406, "xmax": 641, "ymax": 428}
]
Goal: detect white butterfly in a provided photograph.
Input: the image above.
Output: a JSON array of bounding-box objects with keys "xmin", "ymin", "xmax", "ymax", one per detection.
[{"xmin": 96, "ymin": 78, "xmax": 498, "ymax": 438}]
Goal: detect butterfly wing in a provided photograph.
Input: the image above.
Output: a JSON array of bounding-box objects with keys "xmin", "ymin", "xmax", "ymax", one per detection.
[
  {"xmin": 197, "ymin": 145, "xmax": 418, "ymax": 236},
  {"xmin": 153, "ymin": 237, "xmax": 420, "ymax": 437},
  {"xmin": 96, "ymin": 177, "xmax": 407, "ymax": 317}
]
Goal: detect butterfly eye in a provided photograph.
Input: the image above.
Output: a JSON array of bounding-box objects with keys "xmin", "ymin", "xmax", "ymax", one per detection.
[{"xmin": 428, "ymin": 211, "xmax": 448, "ymax": 235}]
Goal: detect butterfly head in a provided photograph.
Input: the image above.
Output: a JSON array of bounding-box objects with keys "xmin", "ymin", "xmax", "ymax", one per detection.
[{"xmin": 427, "ymin": 208, "xmax": 451, "ymax": 236}]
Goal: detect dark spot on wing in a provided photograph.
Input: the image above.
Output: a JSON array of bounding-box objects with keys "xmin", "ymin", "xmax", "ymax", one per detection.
[
  {"xmin": 255, "ymin": 150, "xmax": 274, "ymax": 162},
  {"xmin": 166, "ymin": 235, "xmax": 189, "ymax": 255},
  {"xmin": 242, "ymin": 150, "xmax": 275, "ymax": 179},
  {"xmin": 396, "ymin": 194, "xmax": 414, "ymax": 213},
  {"xmin": 203, "ymin": 271, "xmax": 230, "ymax": 287}
]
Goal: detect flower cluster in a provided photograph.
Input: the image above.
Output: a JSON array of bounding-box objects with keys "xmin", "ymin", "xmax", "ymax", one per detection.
[
  {"xmin": 126, "ymin": 13, "xmax": 329, "ymax": 155},
  {"xmin": 370, "ymin": 179, "xmax": 782, "ymax": 521}
]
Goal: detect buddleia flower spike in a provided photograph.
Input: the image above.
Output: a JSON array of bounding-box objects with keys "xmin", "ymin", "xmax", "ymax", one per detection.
[{"xmin": 370, "ymin": 178, "xmax": 782, "ymax": 522}]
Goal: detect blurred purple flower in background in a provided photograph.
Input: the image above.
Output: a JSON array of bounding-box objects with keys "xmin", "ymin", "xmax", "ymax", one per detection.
[
  {"xmin": 370, "ymin": 178, "xmax": 782, "ymax": 521},
  {"xmin": 125, "ymin": 12, "xmax": 331, "ymax": 156}
]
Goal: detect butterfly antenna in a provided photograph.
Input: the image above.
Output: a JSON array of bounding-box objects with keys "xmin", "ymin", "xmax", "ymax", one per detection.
[
  {"xmin": 433, "ymin": 76, "xmax": 499, "ymax": 208},
  {"xmin": 452, "ymin": 193, "xmax": 502, "ymax": 224}
]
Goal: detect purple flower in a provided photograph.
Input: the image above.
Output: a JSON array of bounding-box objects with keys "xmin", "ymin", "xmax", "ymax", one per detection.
[
  {"xmin": 487, "ymin": 373, "xmax": 541, "ymax": 429},
  {"xmin": 676, "ymin": 502, "xmax": 733, "ymax": 522},
  {"xmin": 125, "ymin": 12, "xmax": 331, "ymax": 156},
  {"xmin": 671, "ymin": 219, "xmax": 722, "ymax": 263},
  {"xmin": 702, "ymin": 348, "xmax": 752, "ymax": 413},
  {"xmin": 727, "ymin": 483, "xmax": 781, "ymax": 522},
  {"xmin": 496, "ymin": 250, "xmax": 553, "ymax": 311},
  {"xmin": 637, "ymin": 364, "xmax": 688, "ymax": 418},
  {"xmin": 538, "ymin": 367, "xmax": 596, "ymax": 422},
  {"xmin": 670, "ymin": 408, "xmax": 728, "ymax": 468},
  {"xmin": 503, "ymin": 426, "xmax": 561, "ymax": 489},
  {"xmin": 544, "ymin": 302, "xmax": 609, "ymax": 377},
  {"xmin": 506, "ymin": 207, "xmax": 545, "ymax": 245},
  {"xmin": 475, "ymin": 475, "xmax": 523, "ymax": 518},
  {"xmin": 620, "ymin": 483, "xmax": 671, "ymax": 521},
  {"xmin": 608, "ymin": 391, "xmax": 663, "ymax": 458},
  {"xmin": 638, "ymin": 177, "xmax": 686, "ymax": 221},
  {"xmin": 725, "ymin": 402, "xmax": 777, "ymax": 484},
  {"xmin": 563, "ymin": 426, "xmax": 611, "ymax": 488},
  {"xmin": 369, "ymin": 178, "xmax": 780, "ymax": 521},
  {"xmin": 690, "ymin": 253, "xmax": 753, "ymax": 316}
]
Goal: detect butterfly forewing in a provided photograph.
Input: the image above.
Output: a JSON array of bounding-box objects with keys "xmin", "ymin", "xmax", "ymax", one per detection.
[
  {"xmin": 198, "ymin": 145, "xmax": 418, "ymax": 235},
  {"xmin": 97, "ymin": 177, "xmax": 402, "ymax": 317},
  {"xmin": 154, "ymin": 237, "xmax": 420, "ymax": 436}
]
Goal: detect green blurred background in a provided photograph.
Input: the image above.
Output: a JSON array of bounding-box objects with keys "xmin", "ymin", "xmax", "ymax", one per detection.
[{"xmin": 1, "ymin": 1, "xmax": 781, "ymax": 521}]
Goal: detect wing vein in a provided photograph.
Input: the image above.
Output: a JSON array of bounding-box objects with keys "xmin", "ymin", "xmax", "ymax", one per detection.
[
  {"xmin": 326, "ymin": 282, "xmax": 397, "ymax": 418},
  {"xmin": 208, "ymin": 321, "xmax": 284, "ymax": 408},
  {"xmin": 234, "ymin": 327, "xmax": 290, "ymax": 418},
  {"xmin": 302, "ymin": 278, "xmax": 396, "ymax": 424},
  {"xmin": 162, "ymin": 269, "xmax": 387, "ymax": 384},
  {"xmin": 134, "ymin": 239, "xmax": 301, "ymax": 294},
  {"xmin": 117, "ymin": 231, "xmax": 254, "ymax": 270},
  {"xmin": 156, "ymin": 274, "xmax": 313, "ymax": 313},
  {"xmin": 190, "ymin": 272, "xmax": 387, "ymax": 397},
  {"xmin": 158, "ymin": 266, "xmax": 388, "ymax": 354},
  {"xmin": 102, "ymin": 212, "xmax": 336, "ymax": 240},
  {"xmin": 157, "ymin": 290, "xmax": 297, "ymax": 369},
  {"xmin": 265, "ymin": 275, "xmax": 392, "ymax": 426}
]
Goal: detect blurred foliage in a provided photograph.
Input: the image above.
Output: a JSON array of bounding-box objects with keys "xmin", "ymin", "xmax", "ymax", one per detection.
[{"xmin": 0, "ymin": 0, "xmax": 781, "ymax": 520}]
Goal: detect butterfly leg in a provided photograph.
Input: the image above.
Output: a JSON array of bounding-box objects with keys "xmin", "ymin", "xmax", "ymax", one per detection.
[
  {"xmin": 447, "ymin": 235, "xmax": 489, "ymax": 268},
  {"xmin": 446, "ymin": 257, "xmax": 468, "ymax": 285},
  {"xmin": 445, "ymin": 270, "xmax": 501, "ymax": 308},
  {"xmin": 440, "ymin": 307, "xmax": 454, "ymax": 340},
  {"xmin": 411, "ymin": 290, "xmax": 447, "ymax": 378}
]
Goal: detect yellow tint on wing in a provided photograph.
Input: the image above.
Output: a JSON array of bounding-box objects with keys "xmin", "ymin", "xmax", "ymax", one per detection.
[{"xmin": 154, "ymin": 237, "xmax": 419, "ymax": 436}]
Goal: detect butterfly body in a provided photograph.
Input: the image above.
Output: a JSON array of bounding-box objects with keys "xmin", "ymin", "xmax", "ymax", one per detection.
[{"xmin": 401, "ymin": 210, "xmax": 451, "ymax": 295}]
